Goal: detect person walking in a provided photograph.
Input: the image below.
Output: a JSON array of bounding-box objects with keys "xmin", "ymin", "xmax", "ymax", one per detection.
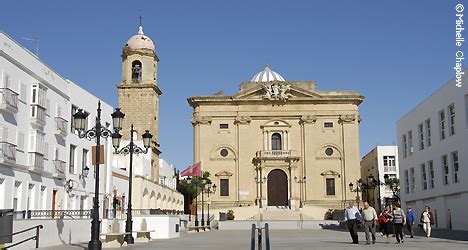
[
  {"xmin": 378, "ymin": 207, "xmax": 393, "ymax": 244},
  {"xmin": 344, "ymin": 201, "xmax": 361, "ymax": 244},
  {"xmin": 420, "ymin": 206, "xmax": 434, "ymax": 237},
  {"xmin": 361, "ymin": 202, "xmax": 377, "ymax": 244},
  {"xmin": 406, "ymin": 206, "xmax": 416, "ymax": 238},
  {"xmin": 392, "ymin": 203, "xmax": 406, "ymax": 244}
]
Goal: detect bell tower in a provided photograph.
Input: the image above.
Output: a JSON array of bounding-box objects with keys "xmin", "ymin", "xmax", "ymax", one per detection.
[{"xmin": 117, "ymin": 24, "xmax": 161, "ymax": 181}]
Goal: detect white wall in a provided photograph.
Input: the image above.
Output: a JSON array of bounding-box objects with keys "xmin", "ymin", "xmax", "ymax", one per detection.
[
  {"xmin": 397, "ymin": 69, "xmax": 468, "ymax": 230},
  {"xmin": 11, "ymin": 219, "xmax": 91, "ymax": 249},
  {"xmin": 102, "ymin": 215, "xmax": 180, "ymax": 239}
]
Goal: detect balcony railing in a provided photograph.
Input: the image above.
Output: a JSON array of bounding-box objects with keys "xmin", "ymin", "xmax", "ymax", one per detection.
[
  {"xmin": 53, "ymin": 159, "xmax": 66, "ymax": 179},
  {"xmin": 13, "ymin": 209, "xmax": 91, "ymax": 219},
  {"xmin": 0, "ymin": 141, "xmax": 16, "ymax": 165},
  {"xmin": 255, "ymin": 150, "xmax": 300, "ymax": 159},
  {"xmin": 384, "ymin": 166, "xmax": 397, "ymax": 172},
  {"xmin": 0, "ymin": 87, "xmax": 19, "ymax": 113},
  {"xmin": 54, "ymin": 117, "xmax": 68, "ymax": 136},
  {"xmin": 28, "ymin": 152, "xmax": 44, "ymax": 172}
]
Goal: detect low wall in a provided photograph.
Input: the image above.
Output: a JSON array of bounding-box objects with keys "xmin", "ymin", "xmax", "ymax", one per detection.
[
  {"xmin": 8, "ymin": 215, "xmax": 180, "ymax": 249},
  {"xmin": 11, "ymin": 218, "xmax": 92, "ymax": 249},
  {"xmin": 218, "ymin": 220, "xmax": 340, "ymax": 230},
  {"xmin": 102, "ymin": 215, "xmax": 180, "ymax": 239}
]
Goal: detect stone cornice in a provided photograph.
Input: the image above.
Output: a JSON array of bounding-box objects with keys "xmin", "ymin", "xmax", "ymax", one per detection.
[
  {"xmin": 339, "ymin": 114, "xmax": 356, "ymax": 124},
  {"xmin": 117, "ymin": 83, "xmax": 162, "ymax": 95},
  {"xmin": 191, "ymin": 115, "xmax": 212, "ymax": 125},
  {"xmin": 300, "ymin": 115, "xmax": 317, "ymax": 124},
  {"xmin": 234, "ymin": 116, "xmax": 252, "ymax": 125}
]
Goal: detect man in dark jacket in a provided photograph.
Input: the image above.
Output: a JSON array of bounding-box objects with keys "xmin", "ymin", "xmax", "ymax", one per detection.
[{"xmin": 406, "ymin": 206, "xmax": 416, "ymax": 238}]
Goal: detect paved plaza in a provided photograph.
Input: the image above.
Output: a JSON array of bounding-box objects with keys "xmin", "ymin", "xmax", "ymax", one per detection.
[{"xmin": 39, "ymin": 228, "xmax": 467, "ymax": 250}]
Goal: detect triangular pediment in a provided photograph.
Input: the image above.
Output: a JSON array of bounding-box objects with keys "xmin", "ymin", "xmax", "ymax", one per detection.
[{"xmin": 233, "ymin": 82, "xmax": 322, "ymax": 100}]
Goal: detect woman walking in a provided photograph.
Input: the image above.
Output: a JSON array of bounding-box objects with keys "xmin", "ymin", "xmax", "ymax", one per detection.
[
  {"xmin": 420, "ymin": 206, "xmax": 434, "ymax": 237},
  {"xmin": 378, "ymin": 207, "xmax": 393, "ymax": 244},
  {"xmin": 392, "ymin": 203, "xmax": 406, "ymax": 244}
]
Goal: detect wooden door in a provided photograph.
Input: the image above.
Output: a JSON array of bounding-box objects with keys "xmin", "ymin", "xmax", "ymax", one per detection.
[{"xmin": 267, "ymin": 169, "xmax": 288, "ymax": 206}]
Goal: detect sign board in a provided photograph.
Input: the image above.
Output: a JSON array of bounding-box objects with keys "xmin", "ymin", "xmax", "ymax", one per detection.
[{"xmin": 92, "ymin": 145, "xmax": 105, "ymax": 165}]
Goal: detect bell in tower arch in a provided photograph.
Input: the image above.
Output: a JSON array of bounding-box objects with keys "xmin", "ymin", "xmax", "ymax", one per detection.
[{"xmin": 131, "ymin": 60, "xmax": 142, "ymax": 83}]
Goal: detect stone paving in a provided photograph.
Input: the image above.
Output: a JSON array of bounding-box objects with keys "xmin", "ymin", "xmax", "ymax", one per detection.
[{"xmin": 40, "ymin": 228, "xmax": 468, "ymax": 250}]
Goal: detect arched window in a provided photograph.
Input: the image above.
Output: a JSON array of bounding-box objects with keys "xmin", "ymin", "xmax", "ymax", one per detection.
[
  {"xmin": 271, "ymin": 133, "xmax": 282, "ymax": 150},
  {"xmin": 131, "ymin": 60, "xmax": 142, "ymax": 83}
]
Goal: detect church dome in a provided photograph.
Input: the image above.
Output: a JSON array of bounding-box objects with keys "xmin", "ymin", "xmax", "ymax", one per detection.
[
  {"xmin": 125, "ymin": 26, "xmax": 155, "ymax": 51},
  {"xmin": 251, "ymin": 65, "xmax": 285, "ymax": 82}
]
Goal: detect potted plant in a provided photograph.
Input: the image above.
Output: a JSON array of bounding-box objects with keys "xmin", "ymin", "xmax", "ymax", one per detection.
[{"xmin": 226, "ymin": 210, "xmax": 235, "ymax": 220}]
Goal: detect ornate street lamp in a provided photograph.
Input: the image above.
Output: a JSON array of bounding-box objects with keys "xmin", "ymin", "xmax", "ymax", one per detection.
[
  {"xmin": 349, "ymin": 179, "xmax": 364, "ymax": 210},
  {"xmin": 187, "ymin": 176, "xmax": 199, "ymax": 231},
  {"xmin": 294, "ymin": 176, "xmax": 307, "ymax": 208},
  {"xmin": 113, "ymin": 124, "xmax": 152, "ymax": 244},
  {"xmin": 73, "ymin": 101, "xmax": 123, "ymax": 250},
  {"xmin": 200, "ymin": 176, "xmax": 206, "ymax": 228},
  {"xmin": 205, "ymin": 182, "xmax": 216, "ymax": 227}
]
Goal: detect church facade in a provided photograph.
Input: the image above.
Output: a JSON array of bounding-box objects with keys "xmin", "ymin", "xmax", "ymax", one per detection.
[{"xmin": 188, "ymin": 66, "xmax": 364, "ymax": 210}]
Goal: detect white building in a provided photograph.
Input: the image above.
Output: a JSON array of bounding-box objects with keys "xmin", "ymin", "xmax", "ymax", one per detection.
[
  {"xmin": 159, "ymin": 159, "xmax": 177, "ymax": 190},
  {"xmin": 360, "ymin": 146, "xmax": 399, "ymax": 211},
  {"xmin": 397, "ymin": 69, "xmax": 468, "ymax": 230},
  {"xmin": 0, "ymin": 31, "xmax": 128, "ymax": 215}
]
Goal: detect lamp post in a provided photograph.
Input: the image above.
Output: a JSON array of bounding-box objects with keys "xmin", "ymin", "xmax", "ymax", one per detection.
[
  {"xmin": 187, "ymin": 177, "xmax": 199, "ymax": 231},
  {"xmin": 201, "ymin": 176, "xmax": 206, "ymax": 227},
  {"xmin": 205, "ymin": 182, "xmax": 217, "ymax": 227},
  {"xmin": 254, "ymin": 176, "xmax": 267, "ymax": 208},
  {"xmin": 112, "ymin": 123, "xmax": 152, "ymax": 244},
  {"xmin": 348, "ymin": 179, "xmax": 364, "ymax": 210},
  {"xmin": 294, "ymin": 176, "xmax": 307, "ymax": 208},
  {"xmin": 73, "ymin": 101, "xmax": 122, "ymax": 250}
]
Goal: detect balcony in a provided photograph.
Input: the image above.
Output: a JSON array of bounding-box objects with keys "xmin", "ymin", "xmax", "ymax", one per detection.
[
  {"xmin": 0, "ymin": 87, "xmax": 19, "ymax": 114},
  {"xmin": 384, "ymin": 166, "xmax": 397, "ymax": 172},
  {"xmin": 28, "ymin": 152, "xmax": 44, "ymax": 172},
  {"xmin": 55, "ymin": 117, "xmax": 68, "ymax": 137},
  {"xmin": 53, "ymin": 159, "xmax": 66, "ymax": 179},
  {"xmin": 0, "ymin": 141, "xmax": 16, "ymax": 165},
  {"xmin": 255, "ymin": 150, "xmax": 300, "ymax": 161},
  {"xmin": 30, "ymin": 105, "xmax": 46, "ymax": 127}
]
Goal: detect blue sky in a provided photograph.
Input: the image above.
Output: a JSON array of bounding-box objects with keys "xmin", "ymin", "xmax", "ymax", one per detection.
[{"xmin": 1, "ymin": 0, "xmax": 464, "ymax": 170}]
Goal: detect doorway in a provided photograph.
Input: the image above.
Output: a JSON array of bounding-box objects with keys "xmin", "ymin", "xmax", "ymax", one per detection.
[{"xmin": 267, "ymin": 169, "xmax": 288, "ymax": 206}]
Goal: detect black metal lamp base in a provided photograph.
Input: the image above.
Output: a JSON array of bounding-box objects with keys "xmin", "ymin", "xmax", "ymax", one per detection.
[
  {"xmin": 124, "ymin": 234, "xmax": 134, "ymax": 244},
  {"xmin": 88, "ymin": 239, "xmax": 102, "ymax": 250}
]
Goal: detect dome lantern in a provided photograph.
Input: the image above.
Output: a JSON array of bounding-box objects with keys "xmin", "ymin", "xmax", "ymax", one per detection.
[{"xmin": 251, "ymin": 65, "xmax": 285, "ymax": 82}]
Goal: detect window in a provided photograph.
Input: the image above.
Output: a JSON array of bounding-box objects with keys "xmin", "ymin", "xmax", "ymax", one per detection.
[
  {"xmin": 82, "ymin": 149, "xmax": 88, "ymax": 174},
  {"xmin": 402, "ymin": 134, "xmax": 408, "ymax": 158},
  {"xmin": 271, "ymin": 133, "xmax": 282, "ymax": 150},
  {"xmin": 17, "ymin": 132, "xmax": 25, "ymax": 151},
  {"xmin": 442, "ymin": 154, "xmax": 449, "ymax": 185},
  {"xmin": 421, "ymin": 163, "xmax": 427, "ymax": 190},
  {"xmin": 425, "ymin": 119, "xmax": 432, "ymax": 147},
  {"xmin": 325, "ymin": 148, "xmax": 334, "ymax": 156},
  {"xmin": 220, "ymin": 179, "xmax": 229, "ymax": 196},
  {"xmin": 404, "ymin": 170, "xmax": 410, "ymax": 194},
  {"xmin": 20, "ymin": 83, "xmax": 26, "ymax": 102},
  {"xmin": 2, "ymin": 72, "xmax": 11, "ymax": 87},
  {"xmin": 30, "ymin": 84, "xmax": 46, "ymax": 107},
  {"xmin": 428, "ymin": 160, "xmax": 435, "ymax": 189},
  {"xmin": 220, "ymin": 149, "xmax": 228, "ymax": 157},
  {"xmin": 219, "ymin": 124, "xmax": 229, "ymax": 129},
  {"xmin": 451, "ymin": 151, "xmax": 459, "ymax": 183},
  {"xmin": 69, "ymin": 145, "xmax": 76, "ymax": 174},
  {"xmin": 408, "ymin": 130, "xmax": 413, "ymax": 155},
  {"xmin": 325, "ymin": 178, "xmax": 335, "ymax": 195},
  {"xmin": 44, "ymin": 142, "xmax": 49, "ymax": 160},
  {"xmin": 324, "ymin": 122, "xmax": 333, "ymax": 128},
  {"xmin": 418, "ymin": 123, "xmax": 424, "ymax": 150},
  {"xmin": 410, "ymin": 167, "xmax": 416, "ymax": 192},
  {"xmin": 439, "ymin": 110, "xmax": 446, "ymax": 140},
  {"xmin": 448, "ymin": 104, "xmax": 456, "ymax": 136},
  {"xmin": 383, "ymin": 156, "xmax": 396, "ymax": 166},
  {"xmin": 71, "ymin": 105, "xmax": 77, "ymax": 132}
]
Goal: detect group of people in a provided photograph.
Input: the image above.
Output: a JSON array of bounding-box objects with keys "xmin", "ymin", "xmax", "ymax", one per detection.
[{"xmin": 344, "ymin": 201, "xmax": 435, "ymax": 244}]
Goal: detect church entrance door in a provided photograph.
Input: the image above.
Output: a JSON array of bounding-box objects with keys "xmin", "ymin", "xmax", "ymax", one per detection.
[{"xmin": 267, "ymin": 169, "xmax": 288, "ymax": 206}]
